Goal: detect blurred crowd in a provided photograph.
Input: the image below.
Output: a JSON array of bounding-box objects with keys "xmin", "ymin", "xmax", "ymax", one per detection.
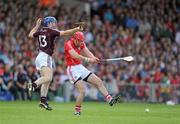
[{"xmin": 0, "ymin": 0, "xmax": 180, "ymax": 103}]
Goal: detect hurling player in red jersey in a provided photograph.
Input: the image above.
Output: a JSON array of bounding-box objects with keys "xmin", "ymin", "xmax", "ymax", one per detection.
[
  {"xmin": 28, "ymin": 17, "xmax": 84, "ymax": 111},
  {"xmin": 64, "ymin": 32, "xmax": 121, "ymax": 115}
]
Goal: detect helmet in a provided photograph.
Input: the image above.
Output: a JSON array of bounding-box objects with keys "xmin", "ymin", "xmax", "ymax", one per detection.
[
  {"xmin": 43, "ymin": 16, "xmax": 57, "ymax": 27},
  {"xmin": 73, "ymin": 32, "xmax": 85, "ymax": 42}
]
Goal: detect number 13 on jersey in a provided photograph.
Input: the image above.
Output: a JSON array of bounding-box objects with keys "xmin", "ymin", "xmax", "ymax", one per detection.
[{"xmin": 39, "ymin": 35, "xmax": 47, "ymax": 47}]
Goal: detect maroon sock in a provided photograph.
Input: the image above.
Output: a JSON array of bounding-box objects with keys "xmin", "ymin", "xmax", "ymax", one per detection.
[
  {"xmin": 75, "ymin": 105, "xmax": 81, "ymax": 113},
  {"xmin": 40, "ymin": 96, "xmax": 47, "ymax": 103}
]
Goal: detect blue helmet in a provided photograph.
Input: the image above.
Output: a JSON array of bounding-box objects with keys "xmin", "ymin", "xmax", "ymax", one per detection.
[{"xmin": 43, "ymin": 16, "xmax": 57, "ymax": 27}]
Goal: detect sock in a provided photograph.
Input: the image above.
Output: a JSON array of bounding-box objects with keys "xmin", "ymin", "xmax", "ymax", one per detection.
[
  {"xmin": 75, "ymin": 105, "xmax": 81, "ymax": 113},
  {"xmin": 32, "ymin": 82, "xmax": 37, "ymax": 89},
  {"xmin": 40, "ymin": 96, "xmax": 47, "ymax": 103},
  {"xmin": 105, "ymin": 94, "xmax": 113, "ymax": 103}
]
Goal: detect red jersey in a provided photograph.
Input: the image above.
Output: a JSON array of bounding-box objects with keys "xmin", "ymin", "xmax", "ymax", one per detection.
[{"xmin": 64, "ymin": 39, "xmax": 85, "ymax": 66}]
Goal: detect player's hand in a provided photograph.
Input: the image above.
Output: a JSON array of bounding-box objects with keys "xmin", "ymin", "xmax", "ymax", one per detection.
[
  {"xmin": 36, "ymin": 18, "xmax": 42, "ymax": 27},
  {"xmin": 78, "ymin": 26, "xmax": 84, "ymax": 31},
  {"xmin": 89, "ymin": 58, "xmax": 94, "ymax": 63},
  {"xmin": 92, "ymin": 57, "xmax": 100, "ymax": 63},
  {"xmin": 89, "ymin": 57, "xmax": 99, "ymax": 63},
  {"xmin": 75, "ymin": 22, "xmax": 87, "ymax": 31}
]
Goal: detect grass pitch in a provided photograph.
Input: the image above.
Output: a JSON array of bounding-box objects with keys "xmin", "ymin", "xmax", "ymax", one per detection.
[{"xmin": 0, "ymin": 101, "xmax": 180, "ymax": 124}]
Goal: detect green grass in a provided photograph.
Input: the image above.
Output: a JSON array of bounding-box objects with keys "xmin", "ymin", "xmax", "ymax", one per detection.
[{"xmin": 0, "ymin": 101, "xmax": 180, "ymax": 124}]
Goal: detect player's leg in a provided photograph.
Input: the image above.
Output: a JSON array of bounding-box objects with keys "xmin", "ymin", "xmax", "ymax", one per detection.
[
  {"xmin": 38, "ymin": 67, "xmax": 53, "ymax": 111},
  {"xmin": 86, "ymin": 73, "xmax": 121, "ymax": 106},
  {"xmin": 67, "ymin": 65, "xmax": 86, "ymax": 115},
  {"xmin": 39, "ymin": 82, "xmax": 52, "ymax": 110},
  {"xmin": 33, "ymin": 67, "xmax": 53, "ymax": 88},
  {"xmin": 28, "ymin": 66, "xmax": 52, "ymax": 95},
  {"xmin": 28, "ymin": 52, "xmax": 53, "ymax": 93},
  {"xmin": 85, "ymin": 73, "xmax": 112, "ymax": 102},
  {"xmin": 74, "ymin": 80, "xmax": 85, "ymax": 115}
]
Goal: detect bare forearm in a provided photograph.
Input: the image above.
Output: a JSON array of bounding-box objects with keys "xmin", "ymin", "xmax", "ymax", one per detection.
[
  {"xmin": 60, "ymin": 27, "xmax": 80, "ymax": 36},
  {"xmin": 81, "ymin": 47, "xmax": 95, "ymax": 58},
  {"xmin": 84, "ymin": 51, "xmax": 94, "ymax": 58},
  {"xmin": 29, "ymin": 18, "xmax": 42, "ymax": 38},
  {"xmin": 69, "ymin": 50, "xmax": 89, "ymax": 62},
  {"xmin": 28, "ymin": 25, "xmax": 39, "ymax": 38}
]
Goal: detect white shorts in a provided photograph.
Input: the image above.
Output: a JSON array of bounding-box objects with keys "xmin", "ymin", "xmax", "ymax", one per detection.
[
  {"xmin": 35, "ymin": 51, "xmax": 55, "ymax": 70},
  {"xmin": 67, "ymin": 64, "xmax": 92, "ymax": 84}
]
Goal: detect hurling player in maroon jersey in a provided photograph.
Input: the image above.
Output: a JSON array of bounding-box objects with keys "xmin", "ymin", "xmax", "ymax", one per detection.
[{"xmin": 28, "ymin": 17, "xmax": 84, "ymax": 110}]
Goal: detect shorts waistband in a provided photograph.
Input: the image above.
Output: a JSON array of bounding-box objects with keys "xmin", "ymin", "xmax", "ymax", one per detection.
[
  {"xmin": 67, "ymin": 64, "xmax": 81, "ymax": 67},
  {"xmin": 39, "ymin": 50, "xmax": 52, "ymax": 57}
]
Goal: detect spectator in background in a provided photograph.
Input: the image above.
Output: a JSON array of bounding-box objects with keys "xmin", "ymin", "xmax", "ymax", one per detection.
[
  {"xmin": 0, "ymin": 77, "xmax": 14, "ymax": 101},
  {"xmin": 125, "ymin": 13, "xmax": 139, "ymax": 29},
  {"xmin": 0, "ymin": 60, "xmax": 4, "ymax": 77},
  {"xmin": 104, "ymin": 73, "xmax": 119, "ymax": 96},
  {"xmin": 26, "ymin": 64, "xmax": 39, "ymax": 98},
  {"xmin": 14, "ymin": 64, "xmax": 29, "ymax": 100},
  {"xmin": 175, "ymin": 28, "xmax": 180, "ymax": 45},
  {"xmin": 2, "ymin": 64, "xmax": 18, "ymax": 99},
  {"xmin": 103, "ymin": 8, "xmax": 114, "ymax": 23},
  {"xmin": 27, "ymin": 65, "xmax": 38, "ymax": 84},
  {"xmin": 0, "ymin": 18, "xmax": 5, "ymax": 38},
  {"xmin": 138, "ymin": 18, "xmax": 152, "ymax": 37},
  {"xmin": 39, "ymin": 0, "xmax": 58, "ymax": 7},
  {"xmin": 0, "ymin": 0, "xmax": 179, "ymax": 103}
]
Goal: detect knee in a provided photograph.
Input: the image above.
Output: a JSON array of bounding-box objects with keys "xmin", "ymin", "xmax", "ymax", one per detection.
[
  {"xmin": 46, "ymin": 76, "xmax": 53, "ymax": 83},
  {"xmin": 96, "ymin": 80, "xmax": 104, "ymax": 88}
]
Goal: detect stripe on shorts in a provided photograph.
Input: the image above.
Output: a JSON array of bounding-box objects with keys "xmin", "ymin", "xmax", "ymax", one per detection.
[
  {"xmin": 47, "ymin": 55, "xmax": 51, "ymax": 67},
  {"xmin": 68, "ymin": 66, "xmax": 75, "ymax": 82}
]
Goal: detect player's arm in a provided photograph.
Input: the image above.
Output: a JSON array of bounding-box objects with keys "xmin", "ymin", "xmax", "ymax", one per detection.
[
  {"xmin": 28, "ymin": 18, "xmax": 42, "ymax": 38},
  {"xmin": 81, "ymin": 46, "xmax": 99, "ymax": 63},
  {"xmin": 81, "ymin": 46, "xmax": 95, "ymax": 58},
  {"xmin": 69, "ymin": 49, "xmax": 91, "ymax": 62},
  {"xmin": 60, "ymin": 26, "xmax": 83, "ymax": 37}
]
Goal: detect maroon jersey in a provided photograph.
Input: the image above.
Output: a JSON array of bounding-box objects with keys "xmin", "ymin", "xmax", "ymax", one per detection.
[{"xmin": 33, "ymin": 27, "xmax": 60, "ymax": 56}]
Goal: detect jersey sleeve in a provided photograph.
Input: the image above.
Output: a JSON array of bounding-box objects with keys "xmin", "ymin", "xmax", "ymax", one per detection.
[
  {"xmin": 51, "ymin": 29, "xmax": 60, "ymax": 37},
  {"xmin": 65, "ymin": 42, "xmax": 74, "ymax": 52},
  {"xmin": 33, "ymin": 31, "xmax": 39, "ymax": 38}
]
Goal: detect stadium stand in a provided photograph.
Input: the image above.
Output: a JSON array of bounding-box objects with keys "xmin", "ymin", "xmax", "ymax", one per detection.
[{"xmin": 0, "ymin": 0, "xmax": 180, "ymax": 104}]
